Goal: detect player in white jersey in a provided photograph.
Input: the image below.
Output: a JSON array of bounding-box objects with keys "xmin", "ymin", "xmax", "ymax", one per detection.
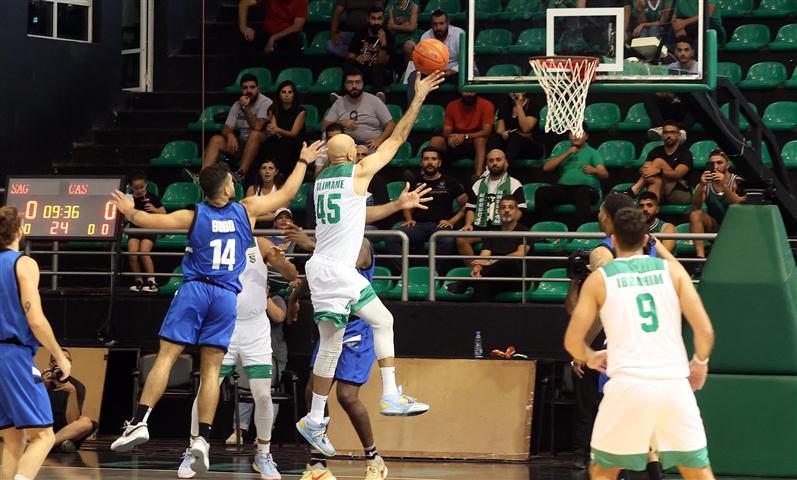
[
  {"xmin": 295, "ymin": 71, "xmax": 445, "ymax": 456},
  {"xmin": 565, "ymin": 207, "xmax": 716, "ymax": 479},
  {"xmin": 178, "ymin": 236, "xmax": 298, "ymax": 480}
]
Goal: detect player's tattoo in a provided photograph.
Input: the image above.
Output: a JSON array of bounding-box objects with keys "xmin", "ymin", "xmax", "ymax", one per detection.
[{"xmin": 24, "ymin": 301, "xmax": 31, "ymax": 312}]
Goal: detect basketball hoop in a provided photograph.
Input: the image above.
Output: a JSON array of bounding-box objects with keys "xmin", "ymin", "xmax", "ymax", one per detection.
[{"xmin": 529, "ymin": 56, "xmax": 599, "ymax": 137}]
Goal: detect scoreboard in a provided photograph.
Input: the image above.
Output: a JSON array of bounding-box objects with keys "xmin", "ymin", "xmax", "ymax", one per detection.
[{"xmin": 4, "ymin": 176, "xmax": 125, "ymax": 240}]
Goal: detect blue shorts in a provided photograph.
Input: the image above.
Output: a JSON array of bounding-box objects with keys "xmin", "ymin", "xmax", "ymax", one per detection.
[
  {"xmin": 0, "ymin": 345, "xmax": 53, "ymax": 429},
  {"xmin": 159, "ymin": 280, "xmax": 238, "ymax": 351},
  {"xmin": 310, "ymin": 319, "xmax": 375, "ymax": 385}
]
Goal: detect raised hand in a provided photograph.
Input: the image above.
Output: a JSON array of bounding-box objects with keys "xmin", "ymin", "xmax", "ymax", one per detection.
[
  {"xmin": 300, "ymin": 140, "xmax": 325, "ymax": 165},
  {"xmin": 111, "ymin": 190, "xmax": 136, "ymax": 217},
  {"xmin": 396, "ymin": 182, "xmax": 433, "ymax": 210},
  {"xmin": 413, "ymin": 71, "xmax": 446, "ymax": 101}
]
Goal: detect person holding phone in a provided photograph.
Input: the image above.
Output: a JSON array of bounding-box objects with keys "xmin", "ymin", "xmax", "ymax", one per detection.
[
  {"xmin": 491, "ymin": 92, "xmax": 544, "ymax": 163},
  {"xmin": 126, "ymin": 171, "xmax": 167, "ymax": 293}
]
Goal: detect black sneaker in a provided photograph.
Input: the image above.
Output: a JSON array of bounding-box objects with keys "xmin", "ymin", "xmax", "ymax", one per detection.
[
  {"xmin": 141, "ymin": 280, "xmax": 158, "ymax": 293},
  {"xmin": 58, "ymin": 440, "xmax": 77, "ymax": 453},
  {"xmin": 129, "ymin": 280, "xmax": 144, "ymax": 292},
  {"xmin": 445, "ymin": 281, "xmax": 468, "ymax": 295}
]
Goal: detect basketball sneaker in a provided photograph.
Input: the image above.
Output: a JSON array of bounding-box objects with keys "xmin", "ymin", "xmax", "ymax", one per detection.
[
  {"xmin": 379, "ymin": 386, "xmax": 429, "ymax": 416},
  {"xmin": 364, "ymin": 455, "xmax": 388, "ymax": 480},
  {"xmin": 296, "ymin": 416, "xmax": 335, "ymax": 457},
  {"xmin": 225, "ymin": 429, "xmax": 244, "ymax": 445},
  {"xmin": 178, "ymin": 449, "xmax": 196, "ymax": 479},
  {"xmin": 110, "ymin": 421, "xmax": 149, "ymax": 452},
  {"xmin": 252, "ymin": 451, "xmax": 281, "ymax": 480},
  {"xmin": 189, "ymin": 436, "xmax": 210, "ymax": 475},
  {"xmin": 299, "ymin": 463, "xmax": 337, "ymax": 480}
]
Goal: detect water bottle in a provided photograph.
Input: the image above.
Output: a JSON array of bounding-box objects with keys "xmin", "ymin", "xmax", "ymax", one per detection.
[{"xmin": 474, "ymin": 330, "xmax": 483, "ymax": 358}]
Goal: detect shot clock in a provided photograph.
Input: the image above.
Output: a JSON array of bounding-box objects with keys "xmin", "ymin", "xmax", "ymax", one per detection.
[{"xmin": 4, "ymin": 176, "xmax": 125, "ymax": 240}]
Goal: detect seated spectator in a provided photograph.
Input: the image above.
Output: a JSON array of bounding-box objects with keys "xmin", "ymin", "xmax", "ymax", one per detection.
[
  {"xmin": 490, "ymin": 92, "xmax": 544, "ymax": 163},
  {"xmin": 446, "ymin": 196, "xmax": 530, "ymax": 301},
  {"xmin": 268, "ymin": 208, "xmax": 298, "ymax": 253},
  {"xmin": 386, "ymin": 146, "xmax": 467, "ymax": 271},
  {"xmin": 323, "ymin": 69, "xmax": 395, "ymax": 151},
  {"xmin": 631, "ymin": 0, "xmax": 672, "ymax": 38},
  {"xmin": 44, "ymin": 348, "xmax": 97, "ymax": 453},
  {"xmin": 536, "ymin": 129, "xmax": 609, "ymax": 225},
  {"xmin": 327, "ymin": 0, "xmax": 387, "ymax": 58},
  {"xmin": 667, "ymin": 38, "xmax": 698, "ymax": 74},
  {"xmin": 689, "ymin": 150, "xmax": 744, "ymax": 259},
  {"xmin": 404, "ymin": 10, "xmax": 464, "ymax": 104},
  {"xmin": 430, "ymin": 92, "xmax": 494, "ymax": 177},
  {"xmin": 346, "ymin": 7, "xmax": 393, "ymax": 100},
  {"xmin": 246, "ymin": 159, "xmax": 283, "ymax": 227},
  {"xmin": 265, "ymin": 80, "xmax": 306, "ymax": 172},
  {"xmin": 670, "ymin": 0, "xmax": 724, "ymax": 45},
  {"xmin": 638, "ymin": 191, "xmax": 677, "ymax": 252},
  {"xmin": 238, "ymin": 0, "xmax": 307, "ymax": 62},
  {"xmin": 458, "ymin": 149, "xmax": 526, "ymax": 265},
  {"xmin": 626, "ymin": 120, "xmax": 692, "ymax": 205},
  {"xmin": 126, "ymin": 171, "xmax": 166, "ymax": 293},
  {"xmin": 387, "ymin": 0, "xmax": 418, "ymax": 63}
]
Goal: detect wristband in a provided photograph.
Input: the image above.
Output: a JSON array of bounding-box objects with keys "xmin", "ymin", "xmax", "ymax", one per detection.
[
  {"xmin": 692, "ymin": 354, "xmax": 709, "ymax": 365},
  {"xmin": 297, "ymin": 158, "xmax": 310, "ymax": 166}
]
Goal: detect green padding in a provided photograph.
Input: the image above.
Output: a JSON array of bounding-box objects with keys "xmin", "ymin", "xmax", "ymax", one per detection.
[
  {"xmin": 695, "ymin": 205, "xmax": 797, "ymax": 374},
  {"xmin": 351, "ymin": 285, "xmax": 377, "ymax": 313},
  {"xmin": 243, "ymin": 364, "xmax": 273, "ymax": 379},
  {"xmin": 220, "ymin": 364, "xmax": 235, "ymax": 378},
  {"xmin": 590, "ymin": 448, "xmax": 648, "ymax": 471},
  {"xmin": 696, "ymin": 374, "xmax": 797, "ymax": 476},
  {"xmin": 314, "ymin": 311, "xmax": 349, "ymax": 329},
  {"xmin": 658, "ymin": 448, "xmax": 710, "ymax": 470}
]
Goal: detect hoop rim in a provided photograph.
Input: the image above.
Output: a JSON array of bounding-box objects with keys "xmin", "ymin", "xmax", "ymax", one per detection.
[{"xmin": 529, "ymin": 55, "xmax": 600, "ymax": 69}]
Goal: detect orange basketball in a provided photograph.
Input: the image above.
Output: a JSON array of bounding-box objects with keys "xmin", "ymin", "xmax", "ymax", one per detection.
[{"xmin": 412, "ymin": 38, "xmax": 449, "ymax": 74}]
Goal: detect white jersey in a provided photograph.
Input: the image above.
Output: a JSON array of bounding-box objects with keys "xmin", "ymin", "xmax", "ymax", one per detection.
[
  {"xmin": 598, "ymin": 255, "xmax": 689, "ymax": 381},
  {"xmin": 312, "ymin": 162, "xmax": 367, "ymax": 266},
  {"xmin": 236, "ymin": 241, "xmax": 269, "ymax": 322}
]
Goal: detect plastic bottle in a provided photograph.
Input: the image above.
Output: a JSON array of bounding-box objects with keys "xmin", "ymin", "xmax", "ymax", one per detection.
[{"xmin": 474, "ymin": 330, "xmax": 483, "ymax": 358}]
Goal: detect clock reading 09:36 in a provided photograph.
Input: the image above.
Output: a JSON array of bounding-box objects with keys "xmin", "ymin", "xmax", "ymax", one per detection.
[{"xmin": 21, "ymin": 199, "xmax": 117, "ymax": 236}]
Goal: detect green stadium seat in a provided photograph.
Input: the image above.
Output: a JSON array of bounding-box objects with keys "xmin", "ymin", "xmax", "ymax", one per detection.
[
  {"xmin": 531, "ymin": 221, "xmax": 569, "ymax": 253},
  {"xmin": 752, "ymin": 0, "xmax": 796, "ymax": 17},
  {"xmin": 474, "ymin": 0, "xmax": 504, "ymax": 20},
  {"xmin": 307, "ymin": 0, "xmax": 335, "ymax": 22},
  {"xmin": 738, "ymin": 61, "xmax": 787, "ymax": 89},
  {"xmin": 781, "ymin": 140, "xmax": 797, "ymax": 169},
  {"xmin": 538, "ymin": 105, "xmax": 547, "ymax": 131},
  {"xmin": 382, "ymin": 266, "xmax": 435, "ymax": 300},
  {"xmin": 419, "ymin": 0, "xmax": 464, "ymax": 21},
  {"xmin": 187, "ymin": 105, "xmax": 230, "ymax": 132},
  {"xmin": 158, "ymin": 266, "xmax": 183, "ymax": 296},
  {"xmin": 522, "ymin": 182, "xmax": 551, "ymax": 212},
  {"xmin": 610, "ymin": 182, "xmax": 635, "ymax": 194},
  {"xmin": 405, "ymin": 140, "xmax": 430, "ymax": 168},
  {"xmin": 126, "ymin": 181, "xmax": 159, "ymax": 197},
  {"xmin": 234, "ymin": 183, "xmax": 244, "ymax": 201},
  {"xmin": 762, "ymin": 101, "xmax": 797, "ymax": 131},
  {"xmin": 269, "ymin": 67, "xmax": 313, "ymax": 93},
  {"xmin": 768, "ymin": 24, "xmax": 797, "ymax": 50},
  {"xmin": 723, "ymin": 24, "xmax": 770, "ymax": 51},
  {"xmin": 304, "ymin": 104, "xmax": 320, "ymax": 131},
  {"xmin": 289, "ymin": 182, "xmax": 311, "ymax": 210},
  {"xmin": 690, "ymin": 140, "xmax": 719, "ymax": 169},
  {"xmin": 150, "ymin": 141, "xmax": 200, "ymax": 168},
  {"xmin": 450, "ymin": 158, "xmax": 475, "ymax": 169},
  {"xmin": 496, "ymin": 0, "xmax": 544, "ymax": 20},
  {"xmin": 386, "ymin": 104, "xmax": 403, "ymax": 123},
  {"xmin": 493, "ymin": 278, "xmax": 536, "ymax": 302},
  {"xmin": 372, "ymin": 266, "xmax": 394, "ymax": 295},
  {"xmin": 617, "ymin": 103, "xmax": 653, "ymax": 131},
  {"xmin": 636, "ymin": 140, "xmax": 663, "ymax": 167},
  {"xmin": 674, "ymin": 223, "xmax": 697, "ymax": 255},
  {"xmin": 506, "ymin": 28, "xmax": 546, "ymax": 54},
  {"xmin": 529, "ymin": 268, "xmax": 570, "ymax": 302},
  {"xmin": 716, "ymin": 61, "xmax": 743, "ymax": 85},
  {"xmin": 598, "ymin": 140, "xmax": 636, "ymax": 168},
  {"xmin": 161, "ymin": 182, "xmax": 202, "ymax": 211},
  {"xmin": 156, "ymin": 234, "xmax": 188, "ymax": 250},
  {"xmin": 390, "ymin": 143, "xmax": 413, "ymax": 166},
  {"xmin": 717, "ymin": 0, "xmax": 754, "ymax": 16},
  {"xmin": 784, "ymin": 67, "xmax": 797, "ymax": 88},
  {"xmin": 387, "ymin": 181, "xmax": 406, "ymax": 202},
  {"xmin": 225, "ymin": 67, "xmax": 272, "ymax": 94},
  {"xmin": 309, "ymin": 67, "xmax": 342, "ymax": 94},
  {"xmin": 485, "ymin": 64, "xmax": 523, "ymax": 77},
  {"xmin": 566, "ymin": 222, "xmax": 603, "ymax": 252},
  {"xmin": 720, "ymin": 102, "xmax": 758, "ymax": 130},
  {"xmin": 475, "ymin": 29, "xmax": 513, "ymax": 55},
  {"xmin": 435, "ymin": 267, "xmax": 474, "ymax": 301},
  {"xmin": 583, "ymin": 103, "xmax": 621, "ymax": 130},
  {"xmin": 305, "ymin": 30, "xmax": 331, "ymax": 55},
  {"xmin": 549, "ymin": 139, "xmax": 571, "ymax": 157},
  {"xmin": 413, "ymin": 105, "xmax": 444, "ymax": 131}
]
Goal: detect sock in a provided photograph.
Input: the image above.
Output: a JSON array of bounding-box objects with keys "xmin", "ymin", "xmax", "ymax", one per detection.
[
  {"xmin": 646, "ymin": 461, "xmax": 663, "ymax": 480},
  {"xmin": 256, "ymin": 441, "xmax": 270, "ymax": 454},
  {"xmin": 15, "ymin": 475, "xmax": 30, "ymax": 480},
  {"xmin": 364, "ymin": 444, "xmax": 378, "ymax": 459},
  {"xmin": 380, "ymin": 367, "xmax": 398, "ymax": 396},
  {"xmin": 198, "ymin": 422, "xmax": 212, "ymax": 442},
  {"xmin": 309, "ymin": 393, "xmax": 328, "ymax": 424},
  {"xmin": 133, "ymin": 404, "xmax": 152, "ymax": 425},
  {"xmin": 310, "ymin": 447, "xmax": 328, "ymax": 468}
]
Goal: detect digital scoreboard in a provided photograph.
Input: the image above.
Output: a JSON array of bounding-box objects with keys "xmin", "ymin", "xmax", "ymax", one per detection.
[{"xmin": 4, "ymin": 176, "xmax": 125, "ymax": 240}]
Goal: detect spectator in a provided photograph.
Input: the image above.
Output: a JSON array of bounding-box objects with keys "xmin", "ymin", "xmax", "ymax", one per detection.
[
  {"xmin": 631, "ymin": 0, "xmax": 672, "ymax": 38},
  {"xmin": 323, "ymin": 69, "xmax": 395, "ymax": 151},
  {"xmin": 458, "ymin": 149, "xmax": 526, "ymax": 266},
  {"xmin": 403, "ymin": 10, "xmax": 465, "ymax": 103},
  {"xmin": 346, "ymin": 7, "xmax": 393, "ymax": 100},
  {"xmin": 670, "ymin": 0, "xmax": 724, "ymax": 45},
  {"xmin": 430, "ymin": 92, "xmax": 494, "ymax": 177},
  {"xmin": 268, "ymin": 208, "xmax": 298, "ymax": 254},
  {"xmin": 638, "ymin": 191, "xmax": 676, "ymax": 252},
  {"xmin": 689, "ymin": 150, "xmax": 744, "ymax": 259},
  {"xmin": 327, "ymin": 0, "xmax": 387, "ymax": 58},
  {"xmin": 491, "ymin": 92, "xmax": 544, "ymax": 163},
  {"xmin": 246, "ymin": 159, "xmax": 283, "ymax": 227},
  {"xmin": 387, "ymin": 0, "xmax": 418, "ymax": 60},
  {"xmin": 126, "ymin": 171, "xmax": 166, "ymax": 293},
  {"xmin": 265, "ymin": 80, "xmax": 307, "ymax": 172},
  {"xmin": 44, "ymin": 349, "xmax": 97, "ymax": 453},
  {"xmin": 536, "ymin": 129, "xmax": 609, "ymax": 225},
  {"xmin": 238, "ymin": 0, "xmax": 307, "ymax": 62},
  {"xmin": 627, "ymin": 120, "xmax": 692, "ymax": 205},
  {"xmin": 386, "ymin": 146, "xmax": 467, "ymax": 271},
  {"xmin": 666, "ymin": 38, "xmax": 698, "ymax": 74}
]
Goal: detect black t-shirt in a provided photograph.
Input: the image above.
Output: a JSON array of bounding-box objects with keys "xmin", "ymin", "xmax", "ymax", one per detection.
[
  {"xmin": 133, "ymin": 191, "xmax": 163, "ymax": 210},
  {"xmin": 482, "ymin": 223, "xmax": 530, "ymax": 256},
  {"xmin": 498, "ymin": 99, "xmax": 539, "ymax": 133},
  {"xmin": 410, "ymin": 174, "xmax": 465, "ymax": 223},
  {"xmin": 646, "ymin": 145, "xmax": 693, "ymax": 191},
  {"xmin": 48, "ymin": 377, "xmax": 86, "ymax": 427},
  {"xmin": 348, "ymin": 27, "xmax": 394, "ymax": 66},
  {"xmin": 269, "ymin": 104, "xmax": 306, "ymax": 140}
]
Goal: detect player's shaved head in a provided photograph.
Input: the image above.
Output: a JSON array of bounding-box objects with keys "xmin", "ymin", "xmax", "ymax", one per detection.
[{"xmin": 327, "ymin": 134, "xmax": 357, "ymax": 164}]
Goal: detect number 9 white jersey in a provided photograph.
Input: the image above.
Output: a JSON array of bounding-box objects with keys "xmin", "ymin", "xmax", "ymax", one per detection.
[{"xmin": 312, "ymin": 163, "xmax": 367, "ymax": 266}]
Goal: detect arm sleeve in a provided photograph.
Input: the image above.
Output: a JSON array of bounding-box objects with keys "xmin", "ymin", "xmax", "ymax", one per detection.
[
  {"xmin": 295, "ymin": 0, "xmax": 309, "ymax": 17},
  {"xmin": 225, "ymin": 104, "xmax": 240, "ymax": 129},
  {"xmin": 325, "ymin": 101, "xmax": 343, "ymax": 122},
  {"xmin": 348, "ymin": 31, "xmax": 362, "ymax": 54},
  {"xmin": 591, "ymin": 147, "xmax": 605, "ymax": 166},
  {"xmin": 681, "ymin": 150, "xmax": 694, "ymax": 170},
  {"xmin": 481, "ymin": 100, "xmax": 496, "ymax": 126},
  {"xmin": 645, "ymin": 146, "xmax": 659, "ymax": 163},
  {"xmin": 444, "ymin": 103, "xmax": 455, "ymax": 129},
  {"xmin": 374, "ymin": 98, "xmax": 393, "ymax": 125},
  {"xmin": 465, "ymin": 182, "xmax": 478, "ymax": 210},
  {"xmin": 512, "ymin": 184, "xmax": 527, "ymax": 209},
  {"xmin": 254, "ymin": 98, "xmax": 271, "ymax": 120},
  {"xmin": 451, "ymin": 178, "xmax": 466, "ymax": 198}
]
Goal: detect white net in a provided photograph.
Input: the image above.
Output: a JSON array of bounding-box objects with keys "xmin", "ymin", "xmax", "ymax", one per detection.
[{"xmin": 529, "ymin": 56, "xmax": 599, "ymax": 137}]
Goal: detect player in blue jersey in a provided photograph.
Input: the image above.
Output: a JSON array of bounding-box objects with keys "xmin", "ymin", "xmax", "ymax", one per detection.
[
  {"xmin": 109, "ymin": 141, "xmax": 322, "ymax": 474},
  {"xmin": 0, "ymin": 206, "xmax": 71, "ymax": 480}
]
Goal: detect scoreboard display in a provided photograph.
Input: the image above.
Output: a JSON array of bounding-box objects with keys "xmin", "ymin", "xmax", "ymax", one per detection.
[{"xmin": 4, "ymin": 176, "xmax": 125, "ymax": 240}]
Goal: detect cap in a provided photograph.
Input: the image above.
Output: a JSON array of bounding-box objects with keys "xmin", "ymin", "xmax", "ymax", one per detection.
[{"xmin": 274, "ymin": 207, "xmax": 293, "ymax": 219}]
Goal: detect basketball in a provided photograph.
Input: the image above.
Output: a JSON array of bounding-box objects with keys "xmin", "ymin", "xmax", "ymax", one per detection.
[{"xmin": 412, "ymin": 38, "xmax": 449, "ymax": 75}]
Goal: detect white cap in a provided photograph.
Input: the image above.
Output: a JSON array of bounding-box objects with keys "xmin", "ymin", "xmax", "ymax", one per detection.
[{"xmin": 274, "ymin": 207, "xmax": 292, "ymax": 218}]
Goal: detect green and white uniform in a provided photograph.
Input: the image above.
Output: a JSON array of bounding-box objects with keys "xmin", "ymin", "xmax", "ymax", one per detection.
[
  {"xmin": 590, "ymin": 255, "xmax": 709, "ymax": 471},
  {"xmin": 306, "ymin": 163, "xmax": 377, "ymax": 328}
]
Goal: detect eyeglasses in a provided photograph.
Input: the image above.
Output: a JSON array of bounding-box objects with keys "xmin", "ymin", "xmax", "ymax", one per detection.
[{"xmin": 350, "ymin": 110, "xmax": 359, "ymax": 121}]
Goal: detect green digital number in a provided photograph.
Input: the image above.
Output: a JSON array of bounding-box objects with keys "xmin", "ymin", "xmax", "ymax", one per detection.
[
  {"xmin": 315, "ymin": 193, "xmax": 341, "ymax": 224},
  {"xmin": 636, "ymin": 293, "xmax": 659, "ymax": 333}
]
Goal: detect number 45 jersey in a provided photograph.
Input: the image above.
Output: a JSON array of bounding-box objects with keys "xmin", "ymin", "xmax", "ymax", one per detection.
[
  {"xmin": 183, "ymin": 202, "xmax": 252, "ymax": 294},
  {"xmin": 598, "ymin": 255, "xmax": 689, "ymax": 381},
  {"xmin": 313, "ymin": 163, "xmax": 367, "ymax": 266}
]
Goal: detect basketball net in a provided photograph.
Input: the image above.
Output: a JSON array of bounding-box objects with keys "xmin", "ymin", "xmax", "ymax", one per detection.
[{"xmin": 529, "ymin": 56, "xmax": 599, "ymax": 137}]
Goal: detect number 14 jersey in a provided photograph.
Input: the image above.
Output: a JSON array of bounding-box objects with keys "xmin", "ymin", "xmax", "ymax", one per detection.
[
  {"xmin": 313, "ymin": 163, "xmax": 367, "ymax": 266},
  {"xmin": 598, "ymin": 255, "xmax": 689, "ymax": 381}
]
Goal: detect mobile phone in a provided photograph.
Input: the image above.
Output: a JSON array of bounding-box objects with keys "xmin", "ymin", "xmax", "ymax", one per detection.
[{"xmin": 705, "ymin": 162, "xmax": 715, "ymax": 173}]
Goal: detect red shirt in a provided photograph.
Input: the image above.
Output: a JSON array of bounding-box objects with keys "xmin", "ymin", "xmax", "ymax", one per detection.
[
  {"xmin": 444, "ymin": 97, "xmax": 495, "ymax": 134},
  {"xmin": 257, "ymin": 0, "xmax": 308, "ymax": 34}
]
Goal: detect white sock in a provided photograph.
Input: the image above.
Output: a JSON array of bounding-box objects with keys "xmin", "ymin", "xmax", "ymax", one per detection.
[
  {"xmin": 309, "ymin": 393, "xmax": 328, "ymax": 424},
  {"xmin": 15, "ymin": 475, "xmax": 30, "ymax": 480},
  {"xmin": 380, "ymin": 367, "xmax": 398, "ymax": 396},
  {"xmin": 141, "ymin": 407, "xmax": 152, "ymax": 424},
  {"xmin": 256, "ymin": 441, "xmax": 270, "ymax": 454}
]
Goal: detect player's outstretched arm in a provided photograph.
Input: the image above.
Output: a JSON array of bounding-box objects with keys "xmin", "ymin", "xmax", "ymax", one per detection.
[
  {"xmin": 364, "ymin": 182, "xmax": 433, "ymax": 223},
  {"xmin": 257, "ymin": 236, "xmax": 299, "ymax": 282},
  {"xmin": 112, "ymin": 191, "xmax": 195, "ymax": 230},
  {"xmin": 565, "ymin": 271, "xmax": 607, "ymax": 369}
]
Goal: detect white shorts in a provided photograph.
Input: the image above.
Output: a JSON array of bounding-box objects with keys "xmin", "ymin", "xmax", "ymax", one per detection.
[
  {"xmin": 306, "ymin": 255, "xmax": 374, "ymax": 329},
  {"xmin": 220, "ymin": 313, "xmax": 273, "ymax": 380},
  {"xmin": 590, "ymin": 377, "xmax": 709, "ymax": 471}
]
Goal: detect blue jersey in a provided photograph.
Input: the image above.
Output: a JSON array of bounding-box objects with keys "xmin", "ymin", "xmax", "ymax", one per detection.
[
  {"xmin": 0, "ymin": 250, "xmax": 37, "ymax": 355},
  {"xmin": 183, "ymin": 202, "xmax": 252, "ymax": 294},
  {"xmin": 599, "ymin": 236, "xmax": 657, "ymax": 258}
]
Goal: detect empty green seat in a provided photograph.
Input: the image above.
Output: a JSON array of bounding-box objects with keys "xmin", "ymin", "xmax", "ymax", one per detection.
[
  {"xmin": 382, "ymin": 266, "xmax": 435, "ymax": 300},
  {"xmin": 268, "ymin": 67, "xmax": 313, "ymax": 93},
  {"xmin": 289, "ymin": 182, "xmax": 311, "ymax": 210},
  {"xmin": 435, "ymin": 267, "xmax": 474, "ymax": 301},
  {"xmin": 493, "ymin": 278, "xmax": 536, "ymax": 303},
  {"xmin": 307, "ymin": 0, "xmax": 335, "ymax": 22},
  {"xmin": 636, "ymin": 140, "xmax": 663, "ymax": 167},
  {"xmin": 390, "ymin": 143, "xmax": 413, "ymax": 166},
  {"xmin": 414, "ymin": 105, "xmax": 444, "ymax": 131},
  {"xmin": 156, "ymin": 234, "xmax": 188, "ymax": 250},
  {"xmin": 717, "ymin": 0, "xmax": 754, "ymax": 16},
  {"xmin": 784, "ymin": 67, "xmax": 797, "ymax": 88},
  {"xmin": 506, "ymin": 28, "xmax": 546, "ymax": 54},
  {"xmin": 309, "ymin": 67, "xmax": 342, "ymax": 94},
  {"xmin": 158, "ymin": 266, "xmax": 183, "ymax": 296},
  {"xmin": 720, "ymin": 102, "xmax": 758, "ymax": 130},
  {"xmin": 762, "ymin": 101, "xmax": 797, "ymax": 130},
  {"xmin": 690, "ymin": 140, "xmax": 719, "ymax": 169},
  {"xmin": 161, "ymin": 182, "xmax": 202, "ymax": 211},
  {"xmin": 781, "ymin": 140, "xmax": 797, "ymax": 168},
  {"xmin": 304, "ymin": 104, "xmax": 320, "ymax": 131},
  {"xmin": 187, "ymin": 105, "xmax": 230, "ymax": 132},
  {"xmin": 769, "ymin": 24, "xmax": 797, "ymax": 50},
  {"xmin": 225, "ymin": 67, "xmax": 272, "ymax": 94},
  {"xmin": 405, "ymin": 140, "xmax": 430, "ymax": 167},
  {"xmin": 752, "ymin": 0, "xmax": 795, "ymax": 17},
  {"xmin": 305, "ymin": 30, "xmax": 331, "ymax": 55},
  {"xmin": 387, "ymin": 181, "xmax": 405, "ymax": 201},
  {"xmin": 486, "ymin": 64, "xmax": 523, "ymax": 77},
  {"xmin": 386, "ymin": 104, "xmax": 403, "ymax": 123},
  {"xmin": 529, "ymin": 268, "xmax": 570, "ymax": 303},
  {"xmin": 598, "ymin": 140, "xmax": 636, "ymax": 168},
  {"xmin": 566, "ymin": 222, "xmax": 603, "ymax": 252},
  {"xmin": 610, "ymin": 182, "xmax": 635, "ymax": 194},
  {"xmin": 150, "ymin": 141, "xmax": 200, "ymax": 167},
  {"xmin": 419, "ymin": 0, "xmax": 464, "ymax": 21},
  {"xmin": 234, "ymin": 183, "xmax": 245, "ymax": 201},
  {"xmin": 738, "ymin": 61, "xmax": 787, "ymax": 89},
  {"xmin": 474, "ymin": 0, "xmax": 503, "ymax": 20},
  {"xmin": 723, "ymin": 24, "xmax": 770, "ymax": 51},
  {"xmin": 475, "ymin": 29, "xmax": 513, "ymax": 55},
  {"xmin": 497, "ymin": 0, "xmax": 544, "ymax": 20},
  {"xmin": 674, "ymin": 223, "xmax": 698, "ymax": 255},
  {"xmin": 372, "ymin": 266, "xmax": 394, "ymax": 295},
  {"xmin": 617, "ymin": 103, "xmax": 652, "ymax": 131},
  {"xmin": 531, "ymin": 221, "xmax": 569, "ymax": 253},
  {"xmin": 716, "ymin": 62, "xmax": 743, "ymax": 85},
  {"xmin": 584, "ymin": 103, "xmax": 621, "ymax": 130},
  {"xmin": 522, "ymin": 182, "xmax": 551, "ymax": 212}
]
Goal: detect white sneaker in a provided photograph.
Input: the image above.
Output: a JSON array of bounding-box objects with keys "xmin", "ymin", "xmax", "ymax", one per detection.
[
  {"xmin": 189, "ymin": 436, "xmax": 210, "ymax": 475},
  {"xmin": 178, "ymin": 449, "xmax": 196, "ymax": 479},
  {"xmin": 110, "ymin": 421, "xmax": 149, "ymax": 452},
  {"xmin": 225, "ymin": 430, "xmax": 244, "ymax": 445},
  {"xmin": 253, "ymin": 451, "xmax": 281, "ymax": 479},
  {"xmin": 141, "ymin": 280, "xmax": 158, "ymax": 293}
]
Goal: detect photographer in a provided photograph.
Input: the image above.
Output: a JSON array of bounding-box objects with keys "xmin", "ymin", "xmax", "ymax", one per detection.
[
  {"xmin": 44, "ymin": 348, "xmax": 96, "ymax": 453},
  {"xmin": 345, "ymin": 7, "xmax": 393, "ymax": 101}
]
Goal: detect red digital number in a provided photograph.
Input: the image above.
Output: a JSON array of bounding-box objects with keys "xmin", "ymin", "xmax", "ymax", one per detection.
[
  {"xmin": 10, "ymin": 183, "xmax": 30, "ymax": 195},
  {"xmin": 24, "ymin": 200, "xmax": 38, "ymax": 219},
  {"xmin": 101, "ymin": 224, "xmax": 110, "ymax": 235},
  {"xmin": 104, "ymin": 201, "xmax": 117, "ymax": 221},
  {"xmin": 68, "ymin": 184, "xmax": 89, "ymax": 195}
]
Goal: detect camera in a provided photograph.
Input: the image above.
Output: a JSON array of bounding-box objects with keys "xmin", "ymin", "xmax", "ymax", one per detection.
[{"xmin": 567, "ymin": 249, "xmax": 591, "ymax": 282}]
